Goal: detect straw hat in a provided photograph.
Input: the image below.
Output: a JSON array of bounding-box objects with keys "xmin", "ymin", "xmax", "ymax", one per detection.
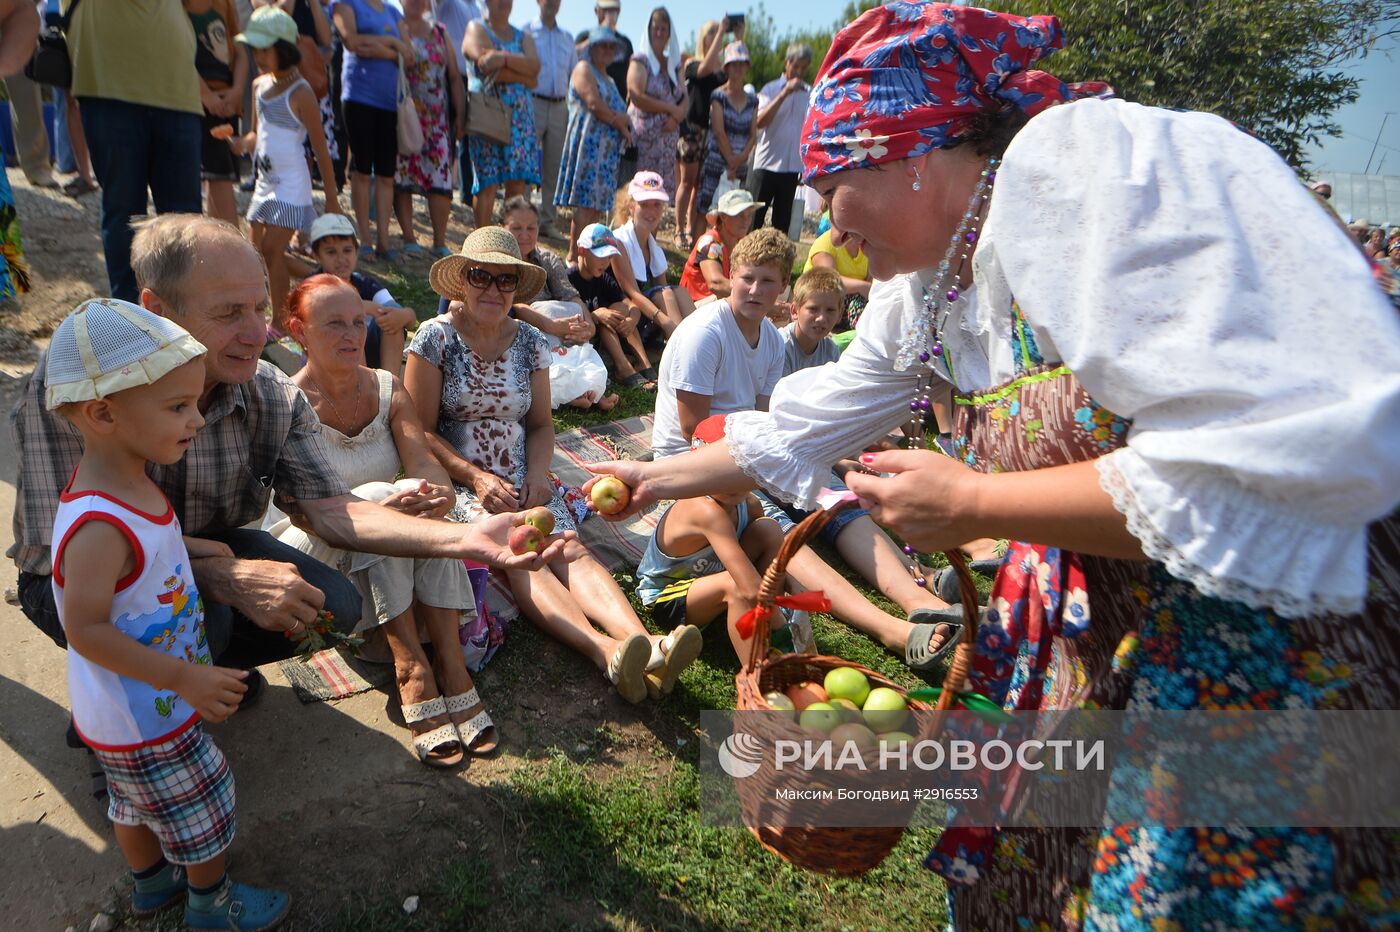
[
  {"xmin": 429, "ymin": 226, "xmax": 547, "ymax": 303},
  {"xmin": 45, "ymin": 299, "xmax": 206, "ymax": 410}
]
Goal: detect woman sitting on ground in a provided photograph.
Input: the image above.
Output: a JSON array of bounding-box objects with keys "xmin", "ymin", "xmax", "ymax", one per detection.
[
  {"xmin": 278, "ymin": 274, "xmax": 495, "ymax": 769},
  {"xmin": 405, "ymin": 228, "xmax": 701, "ymax": 703}
]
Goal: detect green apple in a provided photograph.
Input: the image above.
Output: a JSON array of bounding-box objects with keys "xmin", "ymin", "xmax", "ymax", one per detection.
[
  {"xmin": 830, "ymin": 697, "xmax": 863, "ymax": 723},
  {"xmin": 878, "ymin": 730, "xmax": 916, "ymax": 748},
  {"xmin": 764, "ymin": 691, "xmax": 796, "ymax": 719},
  {"xmin": 824, "ymin": 666, "xmax": 872, "ymax": 707},
  {"xmin": 862, "ymin": 687, "xmax": 908, "ymax": 733},
  {"xmin": 799, "ymin": 701, "xmax": 843, "ymax": 734},
  {"xmin": 830, "ymin": 722, "xmax": 879, "ymax": 752}
]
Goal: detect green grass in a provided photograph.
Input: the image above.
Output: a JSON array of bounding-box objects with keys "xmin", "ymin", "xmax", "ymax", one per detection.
[{"xmin": 307, "ymin": 243, "xmax": 963, "ymax": 930}]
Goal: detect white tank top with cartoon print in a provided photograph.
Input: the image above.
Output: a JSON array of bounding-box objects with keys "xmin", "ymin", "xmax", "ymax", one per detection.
[{"xmin": 51, "ymin": 483, "xmax": 210, "ymax": 751}]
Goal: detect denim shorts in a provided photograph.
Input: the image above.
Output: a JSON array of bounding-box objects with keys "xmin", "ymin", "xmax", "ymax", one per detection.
[{"xmin": 754, "ymin": 473, "xmax": 868, "ymax": 546}]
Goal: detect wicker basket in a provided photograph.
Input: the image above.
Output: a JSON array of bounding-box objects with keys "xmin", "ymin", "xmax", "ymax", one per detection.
[{"xmin": 732, "ymin": 500, "xmax": 980, "ymax": 876}]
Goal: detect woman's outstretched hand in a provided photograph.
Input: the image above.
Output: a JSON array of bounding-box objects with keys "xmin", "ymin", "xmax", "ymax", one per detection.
[
  {"xmin": 844, "ymin": 449, "xmax": 983, "ymax": 554},
  {"xmin": 463, "ymin": 511, "xmax": 578, "ymax": 570},
  {"xmin": 580, "ymin": 459, "xmax": 655, "ymax": 521}
]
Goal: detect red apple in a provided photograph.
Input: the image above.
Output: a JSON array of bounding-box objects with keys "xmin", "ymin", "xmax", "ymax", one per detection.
[
  {"xmin": 589, "ymin": 476, "xmax": 631, "ymax": 515},
  {"xmin": 508, "ymin": 524, "xmax": 545, "ymax": 555},
  {"xmin": 522, "ymin": 505, "xmax": 555, "ymax": 536},
  {"xmin": 785, "ymin": 681, "xmax": 828, "ymax": 711}
]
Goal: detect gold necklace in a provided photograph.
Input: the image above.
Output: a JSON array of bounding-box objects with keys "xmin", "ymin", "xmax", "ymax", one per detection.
[{"xmin": 306, "ymin": 370, "xmax": 363, "ymax": 436}]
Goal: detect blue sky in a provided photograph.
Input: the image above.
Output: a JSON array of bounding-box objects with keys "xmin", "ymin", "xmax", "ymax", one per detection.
[{"xmin": 540, "ymin": 0, "xmax": 1398, "ymax": 174}]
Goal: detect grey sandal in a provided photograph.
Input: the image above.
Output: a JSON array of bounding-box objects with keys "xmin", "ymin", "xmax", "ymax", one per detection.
[{"xmin": 904, "ymin": 607, "xmax": 965, "ymax": 671}]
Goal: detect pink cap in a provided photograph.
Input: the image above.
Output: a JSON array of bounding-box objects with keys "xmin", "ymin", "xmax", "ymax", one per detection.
[{"xmin": 628, "ymin": 171, "xmax": 670, "ymax": 203}]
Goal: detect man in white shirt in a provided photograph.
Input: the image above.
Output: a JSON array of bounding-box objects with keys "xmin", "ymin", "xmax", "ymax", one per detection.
[
  {"xmin": 749, "ymin": 42, "xmax": 813, "ymax": 235},
  {"xmin": 650, "ymin": 229, "xmax": 793, "ymax": 458},
  {"xmin": 525, "ymin": 0, "xmax": 577, "ymax": 238}
]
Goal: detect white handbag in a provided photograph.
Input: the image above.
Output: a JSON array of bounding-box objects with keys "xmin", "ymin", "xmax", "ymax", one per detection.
[{"xmin": 397, "ymin": 59, "xmax": 425, "ymax": 156}]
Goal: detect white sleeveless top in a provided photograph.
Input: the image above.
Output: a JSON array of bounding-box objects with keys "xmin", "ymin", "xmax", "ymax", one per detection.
[
  {"xmin": 52, "ymin": 481, "xmax": 210, "ymax": 751},
  {"xmin": 315, "ymin": 369, "xmax": 401, "ymax": 487}
]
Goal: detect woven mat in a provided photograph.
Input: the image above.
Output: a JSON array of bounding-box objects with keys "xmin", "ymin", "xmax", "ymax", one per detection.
[{"xmin": 279, "ymin": 417, "xmax": 666, "ymax": 702}]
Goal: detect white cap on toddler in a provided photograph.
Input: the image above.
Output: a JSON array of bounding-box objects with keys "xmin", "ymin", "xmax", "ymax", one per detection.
[{"xmin": 45, "ymin": 298, "xmax": 207, "ymax": 410}]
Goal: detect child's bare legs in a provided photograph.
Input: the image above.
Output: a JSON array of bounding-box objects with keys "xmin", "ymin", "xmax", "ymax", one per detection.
[
  {"xmin": 112, "ymin": 821, "xmax": 224, "ymax": 886},
  {"xmin": 418, "ymin": 600, "xmax": 497, "ymax": 752},
  {"xmin": 252, "ymin": 222, "xmax": 295, "ymax": 332},
  {"xmin": 830, "ymin": 516, "xmax": 956, "ymax": 654},
  {"xmin": 427, "ymin": 192, "xmax": 451, "ymax": 250},
  {"xmin": 783, "ymin": 545, "xmax": 940, "ymax": 656},
  {"xmin": 620, "ymin": 306, "xmax": 653, "ymax": 370},
  {"xmin": 597, "ymin": 324, "xmax": 636, "ymax": 378},
  {"xmin": 204, "ymin": 179, "xmax": 239, "ymax": 230},
  {"xmin": 676, "ymin": 517, "xmax": 785, "ymax": 659},
  {"xmin": 393, "ymin": 189, "xmax": 418, "ymax": 247}
]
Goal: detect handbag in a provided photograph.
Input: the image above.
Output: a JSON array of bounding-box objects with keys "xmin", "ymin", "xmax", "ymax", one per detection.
[
  {"xmin": 24, "ymin": 0, "xmax": 82, "ymax": 89},
  {"xmin": 466, "ymin": 77, "xmax": 511, "ymax": 146},
  {"xmin": 296, "ymin": 35, "xmax": 330, "ymax": 99},
  {"xmin": 396, "ymin": 59, "xmax": 425, "ymax": 156}
]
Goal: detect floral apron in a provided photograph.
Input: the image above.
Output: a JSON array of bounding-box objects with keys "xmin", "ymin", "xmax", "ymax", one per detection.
[{"xmin": 926, "ymin": 302, "xmax": 1400, "ymax": 931}]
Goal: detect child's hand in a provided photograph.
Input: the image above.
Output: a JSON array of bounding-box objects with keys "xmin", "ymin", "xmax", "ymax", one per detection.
[
  {"xmin": 173, "ymin": 665, "xmax": 249, "ymax": 724},
  {"xmin": 184, "ymin": 536, "xmax": 234, "ymax": 560}
]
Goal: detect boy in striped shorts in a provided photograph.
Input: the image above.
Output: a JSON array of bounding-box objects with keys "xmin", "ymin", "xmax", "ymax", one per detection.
[{"xmin": 45, "ymin": 299, "xmax": 290, "ymax": 931}]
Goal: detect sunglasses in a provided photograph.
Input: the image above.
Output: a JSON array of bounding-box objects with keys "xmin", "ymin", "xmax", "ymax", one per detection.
[{"xmin": 465, "ymin": 267, "xmax": 520, "ymax": 292}]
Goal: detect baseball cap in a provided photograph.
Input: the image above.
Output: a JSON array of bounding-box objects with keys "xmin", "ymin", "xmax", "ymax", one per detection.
[
  {"xmin": 628, "ymin": 171, "xmax": 670, "ymax": 203},
  {"xmin": 711, "ymin": 188, "xmax": 763, "ymax": 217},
  {"xmin": 236, "ymin": 6, "xmax": 298, "ymax": 49},
  {"xmin": 45, "ymin": 299, "xmax": 207, "ymax": 410},
  {"xmin": 577, "ymin": 223, "xmax": 621, "ymax": 258},
  {"xmin": 309, "ymin": 212, "xmax": 359, "ymax": 247},
  {"xmin": 723, "ymin": 41, "xmax": 750, "ymax": 65}
]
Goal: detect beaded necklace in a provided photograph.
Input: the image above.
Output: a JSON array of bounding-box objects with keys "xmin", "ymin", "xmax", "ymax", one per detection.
[{"xmin": 892, "ymin": 156, "xmax": 999, "ymax": 588}]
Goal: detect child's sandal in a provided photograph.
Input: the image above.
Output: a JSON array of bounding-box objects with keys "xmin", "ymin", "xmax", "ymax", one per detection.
[{"xmin": 445, "ymin": 687, "xmax": 498, "ymax": 755}]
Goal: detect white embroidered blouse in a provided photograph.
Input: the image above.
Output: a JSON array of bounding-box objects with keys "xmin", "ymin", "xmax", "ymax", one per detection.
[{"xmin": 727, "ymin": 98, "xmax": 1400, "ymax": 620}]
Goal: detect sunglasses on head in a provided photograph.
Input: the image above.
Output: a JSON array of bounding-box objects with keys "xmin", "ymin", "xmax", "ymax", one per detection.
[{"xmin": 465, "ymin": 267, "xmax": 520, "ymax": 292}]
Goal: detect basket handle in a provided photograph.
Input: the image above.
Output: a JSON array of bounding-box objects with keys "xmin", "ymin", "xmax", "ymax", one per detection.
[{"xmin": 743, "ymin": 501, "xmax": 982, "ymax": 717}]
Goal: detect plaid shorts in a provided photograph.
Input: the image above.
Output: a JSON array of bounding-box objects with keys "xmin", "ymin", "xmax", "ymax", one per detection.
[{"xmin": 92, "ymin": 725, "xmax": 237, "ymax": 865}]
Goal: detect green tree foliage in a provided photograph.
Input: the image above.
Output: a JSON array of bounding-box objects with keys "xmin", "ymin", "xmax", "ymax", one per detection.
[{"xmin": 975, "ymin": 0, "xmax": 1399, "ymax": 170}]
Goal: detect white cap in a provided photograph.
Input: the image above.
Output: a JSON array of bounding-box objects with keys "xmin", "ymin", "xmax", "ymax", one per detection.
[
  {"xmin": 45, "ymin": 299, "xmax": 206, "ymax": 410},
  {"xmin": 309, "ymin": 212, "xmax": 359, "ymax": 247}
]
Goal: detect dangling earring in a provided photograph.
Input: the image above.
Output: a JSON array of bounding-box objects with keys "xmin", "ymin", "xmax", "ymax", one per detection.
[{"xmin": 912, "ymin": 167, "xmax": 923, "ymax": 192}]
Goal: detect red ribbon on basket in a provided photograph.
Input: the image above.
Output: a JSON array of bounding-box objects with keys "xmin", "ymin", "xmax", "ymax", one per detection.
[{"xmin": 736, "ymin": 591, "xmax": 832, "ymax": 640}]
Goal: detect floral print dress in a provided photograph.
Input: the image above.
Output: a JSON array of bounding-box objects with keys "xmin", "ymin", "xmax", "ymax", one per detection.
[
  {"xmin": 627, "ymin": 54, "xmax": 683, "ymax": 191},
  {"xmin": 697, "ymin": 86, "xmax": 756, "ymax": 213},
  {"xmin": 467, "ymin": 25, "xmax": 542, "ymax": 192},
  {"xmin": 925, "ymin": 302, "xmax": 1400, "ymax": 931},
  {"xmin": 395, "ymin": 23, "xmax": 453, "ymax": 195},
  {"xmin": 407, "ymin": 318, "xmax": 589, "ymax": 531},
  {"xmin": 554, "ymin": 63, "xmax": 626, "ymax": 213}
]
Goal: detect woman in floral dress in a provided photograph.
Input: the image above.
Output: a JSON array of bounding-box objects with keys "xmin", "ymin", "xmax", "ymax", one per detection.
[
  {"xmin": 406, "ymin": 227, "xmax": 702, "ymax": 707},
  {"xmin": 393, "ymin": 0, "xmax": 464, "ymax": 258},
  {"xmin": 625, "ymin": 7, "xmax": 686, "ymax": 192},
  {"xmin": 586, "ymin": 3, "xmax": 1400, "ymax": 929},
  {"xmin": 462, "ymin": 0, "xmax": 542, "ymax": 230},
  {"xmin": 555, "ymin": 27, "xmax": 630, "ymax": 261}
]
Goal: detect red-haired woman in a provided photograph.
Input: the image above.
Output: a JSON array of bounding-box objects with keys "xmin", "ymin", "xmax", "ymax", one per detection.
[{"xmin": 277, "ymin": 274, "xmax": 497, "ymax": 769}]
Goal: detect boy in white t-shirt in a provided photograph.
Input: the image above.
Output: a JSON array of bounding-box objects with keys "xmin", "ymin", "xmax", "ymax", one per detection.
[
  {"xmin": 45, "ymin": 300, "xmax": 290, "ymax": 930},
  {"xmin": 650, "ymin": 227, "xmax": 794, "ymax": 458}
]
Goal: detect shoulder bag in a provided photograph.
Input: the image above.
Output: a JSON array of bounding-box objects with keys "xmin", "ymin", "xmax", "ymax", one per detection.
[
  {"xmin": 397, "ymin": 58, "xmax": 425, "ymax": 156},
  {"xmin": 25, "ymin": 0, "xmax": 82, "ymax": 89}
]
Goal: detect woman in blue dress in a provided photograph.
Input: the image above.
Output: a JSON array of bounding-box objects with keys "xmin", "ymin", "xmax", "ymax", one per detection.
[
  {"xmin": 554, "ymin": 27, "xmax": 630, "ymax": 262},
  {"xmin": 463, "ymin": 0, "xmax": 542, "ymax": 230}
]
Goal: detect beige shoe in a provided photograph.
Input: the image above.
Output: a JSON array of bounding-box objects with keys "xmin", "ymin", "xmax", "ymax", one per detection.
[{"xmin": 607, "ymin": 633, "xmax": 650, "ymax": 704}]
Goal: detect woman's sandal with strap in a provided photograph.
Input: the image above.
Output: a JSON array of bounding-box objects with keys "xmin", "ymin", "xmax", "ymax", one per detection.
[
  {"xmin": 645, "ymin": 625, "xmax": 703, "ymax": 699},
  {"xmin": 402, "ymin": 696, "xmax": 463, "ymax": 768},
  {"xmin": 608, "ymin": 633, "xmax": 651, "ymax": 704},
  {"xmin": 904, "ymin": 607, "xmax": 966, "ymax": 671},
  {"xmin": 445, "ymin": 687, "xmax": 499, "ymax": 755}
]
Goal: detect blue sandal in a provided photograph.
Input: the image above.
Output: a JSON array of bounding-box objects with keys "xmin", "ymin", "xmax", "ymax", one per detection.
[{"xmin": 186, "ymin": 878, "xmax": 290, "ymax": 931}]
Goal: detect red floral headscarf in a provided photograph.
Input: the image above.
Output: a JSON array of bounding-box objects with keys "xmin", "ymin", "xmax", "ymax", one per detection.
[{"xmin": 801, "ymin": 1, "xmax": 1108, "ymax": 184}]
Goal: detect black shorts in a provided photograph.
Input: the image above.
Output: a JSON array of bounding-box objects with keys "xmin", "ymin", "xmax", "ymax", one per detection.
[
  {"xmin": 677, "ymin": 122, "xmax": 706, "ymax": 164},
  {"xmin": 200, "ymin": 113, "xmax": 240, "ymax": 182},
  {"xmin": 343, "ymin": 99, "xmax": 398, "ymax": 178},
  {"xmin": 645, "ymin": 578, "xmax": 694, "ymax": 631}
]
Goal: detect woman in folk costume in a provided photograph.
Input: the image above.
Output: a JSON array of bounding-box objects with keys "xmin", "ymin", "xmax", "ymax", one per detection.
[{"xmin": 585, "ymin": 2, "xmax": 1400, "ymax": 928}]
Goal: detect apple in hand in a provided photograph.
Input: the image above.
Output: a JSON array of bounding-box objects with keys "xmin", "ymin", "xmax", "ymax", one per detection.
[
  {"xmin": 522, "ymin": 505, "xmax": 555, "ymax": 536},
  {"xmin": 589, "ymin": 476, "xmax": 632, "ymax": 515},
  {"xmin": 508, "ymin": 524, "xmax": 546, "ymax": 555}
]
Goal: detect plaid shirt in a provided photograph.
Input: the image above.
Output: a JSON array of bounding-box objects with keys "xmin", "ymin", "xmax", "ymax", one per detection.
[{"xmin": 10, "ymin": 358, "xmax": 349, "ymax": 576}]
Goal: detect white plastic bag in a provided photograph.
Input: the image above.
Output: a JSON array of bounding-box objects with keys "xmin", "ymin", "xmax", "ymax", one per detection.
[
  {"xmin": 711, "ymin": 172, "xmax": 743, "ymax": 211},
  {"xmin": 530, "ymin": 300, "xmax": 609, "ymax": 406}
]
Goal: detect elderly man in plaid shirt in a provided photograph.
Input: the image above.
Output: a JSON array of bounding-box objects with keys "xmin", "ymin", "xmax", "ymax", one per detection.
[{"xmin": 9, "ymin": 214, "xmax": 570, "ymax": 688}]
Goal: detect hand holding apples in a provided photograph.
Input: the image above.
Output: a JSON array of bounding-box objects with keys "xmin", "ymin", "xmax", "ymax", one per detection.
[
  {"xmin": 581, "ymin": 461, "xmax": 651, "ymax": 519},
  {"xmin": 588, "ymin": 475, "xmax": 632, "ymax": 516}
]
